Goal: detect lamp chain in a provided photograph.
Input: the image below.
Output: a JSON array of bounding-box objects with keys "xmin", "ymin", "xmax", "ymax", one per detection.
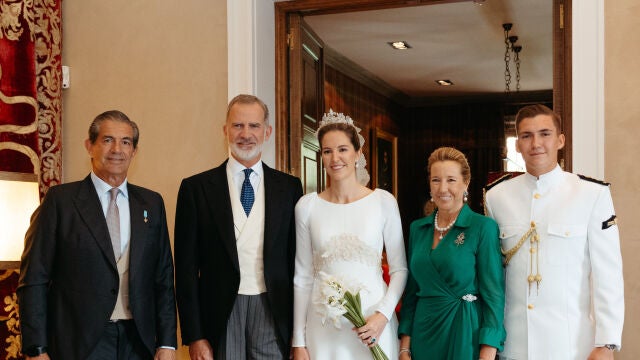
[
  {"xmin": 502, "ymin": 23, "xmax": 523, "ymax": 93},
  {"xmin": 514, "ymin": 47, "xmax": 522, "ymax": 92},
  {"xmin": 504, "ymin": 26, "xmax": 512, "ymax": 93}
]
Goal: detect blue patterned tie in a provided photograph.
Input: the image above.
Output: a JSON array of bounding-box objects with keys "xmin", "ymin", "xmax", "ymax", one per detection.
[{"xmin": 240, "ymin": 168, "xmax": 254, "ymax": 216}]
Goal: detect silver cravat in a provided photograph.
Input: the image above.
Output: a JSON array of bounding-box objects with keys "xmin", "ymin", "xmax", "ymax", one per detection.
[{"xmin": 106, "ymin": 188, "xmax": 121, "ymax": 260}]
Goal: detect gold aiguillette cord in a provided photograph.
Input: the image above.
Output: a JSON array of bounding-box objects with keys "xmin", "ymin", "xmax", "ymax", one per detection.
[{"xmin": 501, "ymin": 221, "xmax": 542, "ymax": 294}]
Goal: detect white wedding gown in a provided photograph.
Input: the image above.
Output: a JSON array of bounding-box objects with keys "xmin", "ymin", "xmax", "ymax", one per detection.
[{"xmin": 292, "ymin": 189, "xmax": 408, "ymax": 359}]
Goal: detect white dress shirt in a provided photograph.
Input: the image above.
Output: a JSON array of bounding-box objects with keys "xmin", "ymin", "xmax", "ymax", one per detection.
[{"xmin": 226, "ymin": 156, "xmax": 267, "ymax": 295}]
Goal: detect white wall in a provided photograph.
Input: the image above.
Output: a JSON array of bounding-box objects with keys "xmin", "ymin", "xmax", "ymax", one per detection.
[
  {"xmin": 572, "ymin": 0, "xmax": 605, "ymax": 178},
  {"xmin": 227, "ymin": 0, "xmax": 277, "ymax": 166}
]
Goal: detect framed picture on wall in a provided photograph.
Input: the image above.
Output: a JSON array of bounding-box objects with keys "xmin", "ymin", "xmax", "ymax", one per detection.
[{"xmin": 372, "ymin": 128, "xmax": 398, "ymax": 197}]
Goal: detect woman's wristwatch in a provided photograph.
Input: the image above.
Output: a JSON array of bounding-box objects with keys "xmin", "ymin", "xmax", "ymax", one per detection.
[{"xmin": 602, "ymin": 344, "xmax": 616, "ymax": 351}]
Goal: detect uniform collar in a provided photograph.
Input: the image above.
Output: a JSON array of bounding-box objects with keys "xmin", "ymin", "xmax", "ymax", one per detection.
[{"xmin": 524, "ymin": 164, "xmax": 563, "ymax": 190}]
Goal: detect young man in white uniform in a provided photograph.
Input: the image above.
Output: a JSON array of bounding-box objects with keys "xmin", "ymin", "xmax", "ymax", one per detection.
[{"xmin": 485, "ymin": 104, "xmax": 624, "ymax": 360}]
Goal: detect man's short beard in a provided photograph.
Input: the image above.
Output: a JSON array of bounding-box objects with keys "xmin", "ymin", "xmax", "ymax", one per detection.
[{"xmin": 230, "ymin": 142, "xmax": 263, "ymax": 163}]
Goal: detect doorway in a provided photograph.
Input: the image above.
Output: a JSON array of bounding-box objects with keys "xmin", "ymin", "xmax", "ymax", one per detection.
[
  {"xmin": 274, "ymin": 0, "xmax": 571, "ymax": 218},
  {"xmin": 275, "ymin": 0, "xmax": 571, "ymax": 172}
]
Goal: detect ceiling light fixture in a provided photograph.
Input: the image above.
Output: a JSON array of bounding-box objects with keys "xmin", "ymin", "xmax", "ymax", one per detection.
[
  {"xmin": 435, "ymin": 79, "xmax": 454, "ymax": 86},
  {"xmin": 502, "ymin": 23, "xmax": 524, "ymax": 93},
  {"xmin": 388, "ymin": 41, "xmax": 411, "ymax": 50}
]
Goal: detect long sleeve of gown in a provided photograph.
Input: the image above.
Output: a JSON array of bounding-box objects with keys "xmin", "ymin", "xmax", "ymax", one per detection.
[
  {"xmin": 477, "ymin": 218, "xmax": 506, "ymax": 350},
  {"xmin": 374, "ymin": 191, "xmax": 408, "ymax": 320},
  {"xmin": 292, "ymin": 194, "xmax": 314, "ymax": 347}
]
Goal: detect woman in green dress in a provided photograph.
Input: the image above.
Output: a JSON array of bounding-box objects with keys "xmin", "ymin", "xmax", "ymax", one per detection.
[{"xmin": 398, "ymin": 147, "xmax": 505, "ymax": 360}]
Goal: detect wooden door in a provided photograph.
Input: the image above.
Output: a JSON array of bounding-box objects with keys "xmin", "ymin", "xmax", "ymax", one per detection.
[
  {"xmin": 286, "ymin": 14, "xmax": 325, "ymax": 194},
  {"xmin": 553, "ymin": 0, "xmax": 572, "ymax": 170}
]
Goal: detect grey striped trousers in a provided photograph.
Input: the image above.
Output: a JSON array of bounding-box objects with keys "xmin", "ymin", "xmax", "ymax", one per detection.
[{"xmin": 216, "ymin": 293, "xmax": 285, "ymax": 360}]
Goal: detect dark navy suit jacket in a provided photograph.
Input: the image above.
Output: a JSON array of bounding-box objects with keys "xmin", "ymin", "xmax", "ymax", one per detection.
[{"xmin": 18, "ymin": 175, "xmax": 177, "ymax": 360}]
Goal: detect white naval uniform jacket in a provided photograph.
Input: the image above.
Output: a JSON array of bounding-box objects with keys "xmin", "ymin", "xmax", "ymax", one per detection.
[{"xmin": 485, "ymin": 165, "xmax": 624, "ymax": 360}]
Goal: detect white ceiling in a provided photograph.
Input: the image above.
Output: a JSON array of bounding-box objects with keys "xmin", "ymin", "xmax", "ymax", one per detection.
[{"xmin": 304, "ymin": 0, "xmax": 553, "ymax": 98}]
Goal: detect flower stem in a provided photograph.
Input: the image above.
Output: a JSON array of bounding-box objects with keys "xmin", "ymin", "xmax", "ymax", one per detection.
[{"xmin": 370, "ymin": 344, "xmax": 389, "ymax": 360}]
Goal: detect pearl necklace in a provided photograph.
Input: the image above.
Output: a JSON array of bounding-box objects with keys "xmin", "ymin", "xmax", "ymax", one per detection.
[{"xmin": 434, "ymin": 210, "xmax": 458, "ymax": 240}]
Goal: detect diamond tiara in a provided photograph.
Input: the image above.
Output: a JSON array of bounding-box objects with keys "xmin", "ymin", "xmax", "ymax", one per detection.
[{"xmin": 318, "ymin": 109, "xmax": 356, "ymax": 129}]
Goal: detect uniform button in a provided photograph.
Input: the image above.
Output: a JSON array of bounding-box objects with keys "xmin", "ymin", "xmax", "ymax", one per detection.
[
  {"xmin": 527, "ymin": 304, "xmax": 534, "ymax": 310},
  {"xmin": 534, "ymin": 193, "xmax": 541, "ymax": 199},
  {"xmin": 565, "ymin": 231, "xmax": 570, "ymax": 236},
  {"xmin": 111, "ymin": 289, "xmax": 117, "ymax": 295}
]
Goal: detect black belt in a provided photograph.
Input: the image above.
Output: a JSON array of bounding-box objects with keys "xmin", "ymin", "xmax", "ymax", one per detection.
[{"xmin": 109, "ymin": 318, "xmax": 133, "ymax": 323}]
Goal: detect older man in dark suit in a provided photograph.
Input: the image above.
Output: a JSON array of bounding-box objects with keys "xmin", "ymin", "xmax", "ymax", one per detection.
[
  {"xmin": 18, "ymin": 110, "xmax": 177, "ymax": 360},
  {"xmin": 175, "ymin": 94, "xmax": 303, "ymax": 360}
]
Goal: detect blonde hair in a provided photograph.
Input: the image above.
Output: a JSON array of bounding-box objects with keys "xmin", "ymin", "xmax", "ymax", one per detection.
[{"xmin": 427, "ymin": 147, "xmax": 471, "ymax": 185}]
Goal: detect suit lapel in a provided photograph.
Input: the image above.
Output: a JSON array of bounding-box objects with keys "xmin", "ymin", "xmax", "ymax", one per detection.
[
  {"xmin": 205, "ymin": 162, "xmax": 240, "ymax": 271},
  {"xmin": 74, "ymin": 176, "xmax": 118, "ymax": 269},
  {"xmin": 263, "ymin": 164, "xmax": 283, "ymax": 257},
  {"xmin": 128, "ymin": 184, "xmax": 148, "ymax": 283}
]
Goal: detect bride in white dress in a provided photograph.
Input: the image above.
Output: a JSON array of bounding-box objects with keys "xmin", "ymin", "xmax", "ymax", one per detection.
[{"xmin": 292, "ymin": 111, "xmax": 408, "ymax": 360}]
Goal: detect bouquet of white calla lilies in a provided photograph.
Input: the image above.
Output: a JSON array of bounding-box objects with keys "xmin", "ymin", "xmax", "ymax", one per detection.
[{"xmin": 314, "ymin": 272, "xmax": 389, "ymax": 360}]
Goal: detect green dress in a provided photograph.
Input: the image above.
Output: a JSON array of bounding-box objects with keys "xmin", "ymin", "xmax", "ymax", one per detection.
[{"xmin": 398, "ymin": 205, "xmax": 505, "ymax": 360}]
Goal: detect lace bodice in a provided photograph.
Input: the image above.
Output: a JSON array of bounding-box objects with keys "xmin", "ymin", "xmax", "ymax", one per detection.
[{"xmin": 314, "ymin": 233, "xmax": 382, "ymax": 274}]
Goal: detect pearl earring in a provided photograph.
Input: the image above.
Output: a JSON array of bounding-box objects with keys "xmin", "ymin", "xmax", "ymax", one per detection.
[{"xmin": 463, "ymin": 190, "xmax": 468, "ymax": 202}]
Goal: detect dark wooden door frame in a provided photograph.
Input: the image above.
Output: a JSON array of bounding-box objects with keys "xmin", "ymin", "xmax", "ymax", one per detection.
[{"xmin": 275, "ymin": 0, "xmax": 572, "ymax": 172}]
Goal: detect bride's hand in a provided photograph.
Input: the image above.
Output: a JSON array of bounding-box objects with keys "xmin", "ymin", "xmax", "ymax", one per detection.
[
  {"xmin": 354, "ymin": 312, "xmax": 388, "ymax": 348},
  {"xmin": 292, "ymin": 346, "xmax": 310, "ymax": 360}
]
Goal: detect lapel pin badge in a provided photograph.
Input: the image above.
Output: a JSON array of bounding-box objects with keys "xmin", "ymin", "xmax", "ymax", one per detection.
[
  {"xmin": 455, "ymin": 232, "xmax": 465, "ymax": 246},
  {"xmin": 144, "ymin": 210, "xmax": 148, "ymax": 223}
]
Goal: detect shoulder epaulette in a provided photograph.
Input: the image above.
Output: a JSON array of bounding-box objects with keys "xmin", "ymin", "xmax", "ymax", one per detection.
[
  {"xmin": 578, "ymin": 174, "xmax": 610, "ymax": 186},
  {"xmin": 483, "ymin": 173, "xmax": 514, "ymax": 216},
  {"xmin": 485, "ymin": 173, "xmax": 514, "ymax": 192}
]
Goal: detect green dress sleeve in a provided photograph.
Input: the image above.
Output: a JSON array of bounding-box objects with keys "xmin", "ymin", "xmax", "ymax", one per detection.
[{"xmin": 476, "ymin": 217, "xmax": 506, "ymax": 351}]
